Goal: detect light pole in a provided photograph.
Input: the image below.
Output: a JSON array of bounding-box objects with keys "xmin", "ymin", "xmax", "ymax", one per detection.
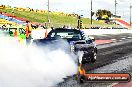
[
  {"xmin": 130, "ymin": 3, "xmax": 132, "ymax": 27},
  {"xmin": 115, "ymin": 0, "xmax": 117, "ymax": 17},
  {"xmin": 47, "ymin": 0, "xmax": 50, "ymax": 23},
  {"xmin": 91, "ymin": 0, "xmax": 93, "ymax": 25},
  {"xmin": 115, "ymin": 0, "xmax": 117, "ymax": 25}
]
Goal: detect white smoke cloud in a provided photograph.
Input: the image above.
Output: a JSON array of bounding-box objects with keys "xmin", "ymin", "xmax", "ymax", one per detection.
[
  {"xmin": 0, "ymin": 34, "xmax": 78, "ymax": 87},
  {"xmin": 77, "ymin": 51, "xmax": 84, "ymax": 64}
]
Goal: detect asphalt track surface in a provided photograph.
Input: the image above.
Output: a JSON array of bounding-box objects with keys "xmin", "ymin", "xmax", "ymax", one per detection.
[
  {"xmin": 1, "ymin": 29, "xmax": 132, "ymax": 87},
  {"xmin": 56, "ymin": 33, "xmax": 132, "ymax": 87}
]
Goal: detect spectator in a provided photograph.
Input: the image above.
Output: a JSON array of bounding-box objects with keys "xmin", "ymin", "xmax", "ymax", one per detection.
[{"xmin": 63, "ymin": 25, "xmax": 66, "ymax": 28}]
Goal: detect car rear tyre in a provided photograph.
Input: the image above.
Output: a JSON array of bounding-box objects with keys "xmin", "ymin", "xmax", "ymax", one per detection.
[
  {"xmin": 91, "ymin": 52, "xmax": 97, "ymax": 63},
  {"xmin": 77, "ymin": 74, "xmax": 85, "ymax": 83},
  {"xmin": 81, "ymin": 61, "xmax": 86, "ymax": 64}
]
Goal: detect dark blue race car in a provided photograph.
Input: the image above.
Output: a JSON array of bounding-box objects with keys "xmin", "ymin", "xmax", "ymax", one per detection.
[{"xmin": 33, "ymin": 28, "xmax": 97, "ymax": 64}]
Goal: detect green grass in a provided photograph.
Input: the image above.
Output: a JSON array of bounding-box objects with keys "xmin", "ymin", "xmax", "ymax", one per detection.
[{"xmin": 0, "ymin": 7, "xmax": 113, "ymax": 28}]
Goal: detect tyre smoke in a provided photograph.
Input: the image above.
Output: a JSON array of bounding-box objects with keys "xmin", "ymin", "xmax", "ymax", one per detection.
[{"xmin": 0, "ymin": 35, "xmax": 78, "ymax": 87}]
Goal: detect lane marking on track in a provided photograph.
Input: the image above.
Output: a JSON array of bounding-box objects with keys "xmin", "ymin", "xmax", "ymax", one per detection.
[
  {"xmin": 95, "ymin": 40, "xmax": 113, "ymax": 45},
  {"xmin": 111, "ymin": 80, "xmax": 132, "ymax": 87},
  {"xmin": 121, "ymin": 38, "xmax": 126, "ymax": 40},
  {"xmin": 107, "ymin": 83, "xmax": 118, "ymax": 87},
  {"xmin": 96, "ymin": 36, "xmax": 132, "ymax": 45},
  {"xmin": 111, "ymin": 39, "xmax": 116, "ymax": 41},
  {"xmin": 127, "ymin": 37, "xmax": 132, "ymax": 39}
]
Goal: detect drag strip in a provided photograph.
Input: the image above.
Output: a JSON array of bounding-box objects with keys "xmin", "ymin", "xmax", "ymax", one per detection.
[
  {"xmin": 84, "ymin": 40, "xmax": 132, "ymax": 71},
  {"xmin": 57, "ymin": 35, "xmax": 132, "ymax": 87},
  {"xmin": 1, "ymin": 29, "xmax": 132, "ymax": 87},
  {"xmin": 93, "ymin": 33, "xmax": 132, "ymax": 45},
  {"xmin": 92, "ymin": 33, "xmax": 132, "ymax": 41}
]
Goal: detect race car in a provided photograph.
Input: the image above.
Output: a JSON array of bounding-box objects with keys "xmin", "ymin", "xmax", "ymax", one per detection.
[
  {"xmin": 3, "ymin": 26, "xmax": 26, "ymax": 39},
  {"xmin": 33, "ymin": 28, "xmax": 97, "ymax": 64}
]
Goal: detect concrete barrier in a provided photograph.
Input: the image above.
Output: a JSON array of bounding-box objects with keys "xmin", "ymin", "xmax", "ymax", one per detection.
[
  {"xmin": 31, "ymin": 29, "xmax": 132, "ymax": 39},
  {"xmin": 81, "ymin": 29, "xmax": 132, "ymax": 35}
]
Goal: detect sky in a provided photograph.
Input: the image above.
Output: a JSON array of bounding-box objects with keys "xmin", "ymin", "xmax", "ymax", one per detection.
[{"xmin": 0, "ymin": 0, "xmax": 132, "ymax": 22}]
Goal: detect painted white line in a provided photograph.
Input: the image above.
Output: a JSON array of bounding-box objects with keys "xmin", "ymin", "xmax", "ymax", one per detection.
[
  {"xmin": 107, "ymin": 83, "xmax": 118, "ymax": 87},
  {"xmin": 127, "ymin": 37, "xmax": 132, "ymax": 39},
  {"xmin": 121, "ymin": 38, "xmax": 126, "ymax": 40},
  {"xmin": 105, "ymin": 42, "xmax": 111, "ymax": 43},
  {"xmin": 111, "ymin": 39, "xmax": 116, "ymax": 41}
]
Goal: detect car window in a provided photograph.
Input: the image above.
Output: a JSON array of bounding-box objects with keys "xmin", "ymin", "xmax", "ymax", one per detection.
[{"xmin": 49, "ymin": 31, "xmax": 82, "ymax": 39}]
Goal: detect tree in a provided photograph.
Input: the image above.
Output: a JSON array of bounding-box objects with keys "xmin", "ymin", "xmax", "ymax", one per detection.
[{"xmin": 96, "ymin": 9, "xmax": 112, "ymax": 20}]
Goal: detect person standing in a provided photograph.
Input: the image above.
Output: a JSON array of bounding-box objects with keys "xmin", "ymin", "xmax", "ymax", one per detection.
[{"xmin": 25, "ymin": 21, "xmax": 32, "ymax": 45}]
